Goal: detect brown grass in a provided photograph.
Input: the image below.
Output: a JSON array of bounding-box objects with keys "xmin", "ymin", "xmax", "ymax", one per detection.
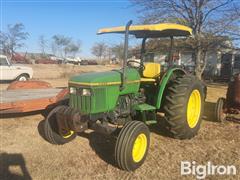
[{"xmin": 0, "ymin": 65, "xmax": 239, "ymax": 180}]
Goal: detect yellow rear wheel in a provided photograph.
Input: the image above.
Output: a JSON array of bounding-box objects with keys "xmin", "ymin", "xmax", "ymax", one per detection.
[
  {"xmin": 163, "ymin": 75, "xmax": 204, "ymax": 139},
  {"xmin": 187, "ymin": 90, "xmax": 201, "ymax": 128}
]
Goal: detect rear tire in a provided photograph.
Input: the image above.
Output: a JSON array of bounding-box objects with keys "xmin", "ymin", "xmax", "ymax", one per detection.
[
  {"xmin": 162, "ymin": 75, "xmax": 205, "ymax": 139},
  {"xmin": 215, "ymin": 98, "xmax": 226, "ymax": 122},
  {"xmin": 43, "ymin": 106, "xmax": 76, "ymax": 145},
  {"xmin": 115, "ymin": 121, "xmax": 150, "ymax": 171},
  {"xmin": 17, "ymin": 74, "xmax": 29, "ymax": 81}
]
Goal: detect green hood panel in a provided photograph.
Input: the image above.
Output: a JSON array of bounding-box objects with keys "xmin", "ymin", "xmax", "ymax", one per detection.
[
  {"xmin": 69, "ymin": 67, "xmax": 141, "ymax": 114},
  {"xmin": 69, "ymin": 68, "xmax": 140, "ymax": 86}
]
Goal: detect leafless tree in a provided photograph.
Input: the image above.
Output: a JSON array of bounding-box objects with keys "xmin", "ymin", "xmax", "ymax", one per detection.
[
  {"xmin": 64, "ymin": 40, "xmax": 81, "ymax": 57},
  {"xmin": 111, "ymin": 43, "xmax": 125, "ymax": 60},
  {"xmin": 52, "ymin": 35, "xmax": 71, "ymax": 58},
  {"xmin": 0, "ymin": 23, "xmax": 29, "ymax": 58},
  {"xmin": 91, "ymin": 42, "xmax": 108, "ymax": 60},
  {"xmin": 39, "ymin": 35, "xmax": 48, "ymax": 56},
  {"xmin": 132, "ymin": 0, "xmax": 240, "ymax": 79}
]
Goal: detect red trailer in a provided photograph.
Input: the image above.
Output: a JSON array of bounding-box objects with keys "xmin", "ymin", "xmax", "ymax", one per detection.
[{"xmin": 0, "ymin": 81, "xmax": 68, "ymax": 114}]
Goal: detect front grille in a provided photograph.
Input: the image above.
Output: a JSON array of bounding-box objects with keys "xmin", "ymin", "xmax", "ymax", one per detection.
[
  {"xmin": 70, "ymin": 94, "xmax": 91, "ymax": 114},
  {"xmin": 70, "ymin": 87, "xmax": 107, "ymax": 114},
  {"xmin": 94, "ymin": 88, "xmax": 106, "ymax": 111}
]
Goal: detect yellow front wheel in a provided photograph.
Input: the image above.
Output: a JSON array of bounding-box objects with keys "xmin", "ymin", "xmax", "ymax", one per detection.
[
  {"xmin": 132, "ymin": 133, "xmax": 147, "ymax": 163},
  {"xmin": 43, "ymin": 106, "xmax": 76, "ymax": 145},
  {"xmin": 115, "ymin": 121, "xmax": 150, "ymax": 171}
]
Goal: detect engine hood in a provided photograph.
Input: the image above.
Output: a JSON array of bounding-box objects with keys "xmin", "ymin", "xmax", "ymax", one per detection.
[{"xmin": 69, "ymin": 68, "xmax": 140, "ymax": 87}]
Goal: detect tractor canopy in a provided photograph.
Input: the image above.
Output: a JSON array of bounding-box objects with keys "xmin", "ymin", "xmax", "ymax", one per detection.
[{"xmin": 97, "ymin": 23, "xmax": 192, "ymax": 38}]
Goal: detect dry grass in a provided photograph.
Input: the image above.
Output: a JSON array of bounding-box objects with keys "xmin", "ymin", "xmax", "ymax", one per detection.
[{"xmin": 0, "ymin": 65, "xmax": 239, "ymax": 180}]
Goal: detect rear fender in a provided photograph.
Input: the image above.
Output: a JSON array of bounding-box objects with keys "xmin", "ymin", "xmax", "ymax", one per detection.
[{"xmin": 155, "ymin": 68, "xmax": 186, "ymax": 109}]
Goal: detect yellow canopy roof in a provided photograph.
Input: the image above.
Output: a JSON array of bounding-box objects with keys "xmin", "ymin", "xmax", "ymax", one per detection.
[{"xmin": 97, "ymin": 23, "xmax": 192, "ymax": 38}]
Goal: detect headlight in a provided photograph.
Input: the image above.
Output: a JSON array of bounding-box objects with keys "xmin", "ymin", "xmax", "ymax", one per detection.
[
  {"xmin": 82, "ymin": 89, "xmax": 91, "ymax": 96},
  {"xmin": 69, "ymin": 87, "xmax": 76, "ymax": 94}
]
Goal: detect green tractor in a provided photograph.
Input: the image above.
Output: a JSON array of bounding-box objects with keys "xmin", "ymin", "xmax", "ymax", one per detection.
[{"xmin": 42, "ymin": 21, "xmax": 205, "ymax": 171}]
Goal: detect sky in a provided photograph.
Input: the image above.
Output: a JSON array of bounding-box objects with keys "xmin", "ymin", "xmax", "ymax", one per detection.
[{"xmin": 1, "ymin": 0, "xmax": 141, "ymax": 57}]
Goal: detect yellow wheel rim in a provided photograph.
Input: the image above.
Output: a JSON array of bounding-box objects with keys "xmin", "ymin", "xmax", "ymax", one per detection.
[
  {"xmin": 187, "ymin": 89, "xmax": 201, "ymax": 128},
  {"xmin": 132, "ymin": 133, "xmax": 147, "ymax": 163},
  {"xmin": 62, "ymin": 130, "xmax": 74, "ymax": 139}
]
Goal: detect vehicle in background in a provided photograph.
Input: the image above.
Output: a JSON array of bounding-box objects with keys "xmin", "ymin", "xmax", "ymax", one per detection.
[
  {"xmin": 80, "ymin": 60, "xmax": 88, "ymax": 65},
  {"xmin": 88, "ymin": 60, "xmax": 98, "ymax": 65},
  {"xmin": 0, "ymin": 54, "xmax": 33, "ymax": 81},
  {"xmin": 66, "ymin": 57, "xmax": 82, "ymax": 65},
  {"xmin": 35, "ymin": 58, "xmax": 60, "ymax": 64},
  {"xmin": 12, "ymin": 53, "xmax": 30, "ymax": 64}
]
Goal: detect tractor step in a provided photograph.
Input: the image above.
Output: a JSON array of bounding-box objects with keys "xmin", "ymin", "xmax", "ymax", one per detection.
[
  {"xmin": 145, "ymin": 120, "xmax": 157, "ymax": 125},
  {"xmin": 133, "ymin": 103, "xmax": 157, "ymax": 125},
  {"xmin": 133, "ymin": 103, "xmax": 156, "ymax": 111}
]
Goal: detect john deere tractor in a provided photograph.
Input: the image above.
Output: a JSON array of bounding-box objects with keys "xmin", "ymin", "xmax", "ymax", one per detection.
[{"xmin": 42, "ymin": 21, "xmax": 205, "ymax": 171}]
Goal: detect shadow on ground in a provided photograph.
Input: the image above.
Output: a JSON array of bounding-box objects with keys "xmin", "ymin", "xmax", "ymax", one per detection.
[
  {"xmin": 0, "ymin": 153, "xmax": 32, "ymax": 180},
  {"xmin": 78, "ymin": 132, "xmax": 118, "ymax": 168},
  {"xmin": 0, "ymin": 111, "xmax": 42, "ymax": 119},
  {"xmin": 203, "ymin": 101, "xmax": 216, "ymax": 122}
]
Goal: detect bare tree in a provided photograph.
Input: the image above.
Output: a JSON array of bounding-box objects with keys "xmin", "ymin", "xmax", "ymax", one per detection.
[
  {"xmin": 39, "ymin": 35, "xmax": 48, "ymax": 56},
  {"xmin": 52, "ymin": 35, "xmax": 71, "ymax": 58},
  {"xmin": 64, "ymin": 40, "xmax": 81, "ymax": 57},
  {"xmin": 0, "ymin": 23, "xmax": 29, "ymax": 58},
  {"xmin": 111, "ymin": 43, "xmax": 125, "ymax": 60},
  {"xmin": 51, "ymin": 42, "xmax": 57, "ymax": 56},
  {"xmin": 91, "ymin": 42, "xmax": 108, "ymax": 60},
  {"xmin": 132, "ymin": 0, "xmax": 240, "ymax": 79}
]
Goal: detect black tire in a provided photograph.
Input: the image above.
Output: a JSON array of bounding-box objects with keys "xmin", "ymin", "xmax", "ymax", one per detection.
[
  {"xmin": 17, "ymin": 74, "xmax": 29, "ymax": 81},
  {"xmin": 43, "ymin": 106, "xmax": 76, "ymax": 145},
  {"xmin": 214, "ymin": 98, "xmax": 226, "ymax": 122},
  {"xmin": 115, "ymin": 121, "xmax": 150, "ymax": 171},
  {"xmin": 162, "ymin": 75, "xmax": 205, "ymax": 139}
]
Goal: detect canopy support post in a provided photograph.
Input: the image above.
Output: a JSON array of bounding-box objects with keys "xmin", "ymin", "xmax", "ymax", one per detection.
[
  {"xmin": 140, "ymin": 37, "xmax": 147, "ymax": 63},
  {"xmin": 168, "ymin": 36, "xmax": 174, "ymax": 67},
  {"xmin": 120, "ymin": 20, "xmax": 132, "ymax": 91}
]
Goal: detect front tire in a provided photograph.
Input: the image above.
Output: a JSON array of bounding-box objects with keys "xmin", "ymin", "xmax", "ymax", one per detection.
[
  {"xmin": 162, "ymin": 75, "xmax": 205, "ymax": 139},
  {"xmin": 115, "ymin": 121, "xmax": 150, "ymax": 171},
  {"xmin": 43, "ymin": 106, "xmax": 76, "ymax": 145}
]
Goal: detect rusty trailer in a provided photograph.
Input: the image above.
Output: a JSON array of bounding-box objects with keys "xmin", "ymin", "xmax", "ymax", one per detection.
[{"xmin": 0, "ymin": 81, "xmax": 68, "ymax": 114}]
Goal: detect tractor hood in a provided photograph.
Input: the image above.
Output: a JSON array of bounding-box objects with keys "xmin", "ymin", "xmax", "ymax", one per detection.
[{"xmin": 69, "ymin": 68, "xmax": 140, "ymax": 87}]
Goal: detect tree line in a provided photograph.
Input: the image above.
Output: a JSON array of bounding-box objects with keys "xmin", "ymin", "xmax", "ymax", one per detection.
[
  {"xmin": 1, "ymin": 0, "xmax": 239, "ymax": 79},
  {"xmin": 0, "ymin": 23, "xmax": 124, "ymax": 61},
  {"xmin": 131, "ymin": 0, "xmax": 240, "ymax": 79}
]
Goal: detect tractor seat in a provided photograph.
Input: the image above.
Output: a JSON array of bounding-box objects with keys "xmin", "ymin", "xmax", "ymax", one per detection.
[{"xmin": 141, "ymin": 63, "xmax": 161, "ymax": 82}]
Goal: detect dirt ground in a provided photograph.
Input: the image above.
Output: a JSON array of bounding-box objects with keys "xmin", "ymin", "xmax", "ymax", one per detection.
[{"xmin": 0, "ymin": 65, "xmax": 239, "ymax": 180}]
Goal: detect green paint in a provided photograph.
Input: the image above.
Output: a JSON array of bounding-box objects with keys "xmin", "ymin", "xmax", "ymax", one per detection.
[
  {"xmin": 133, "ymin": 103, "xmax": 156, "ymax": 111},
  {"xmin": 155, "ymin": 68, "xmax": 186, "ymax": 109},
  {"xmin": 69, "ymin": 67, "xmax": 140, "ymax": 114}
]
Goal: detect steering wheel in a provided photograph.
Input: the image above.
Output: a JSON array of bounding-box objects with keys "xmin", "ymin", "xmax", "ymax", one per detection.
[{"xmin": 127, "ymin": 60, "xmax": 145, "ymax": 70}]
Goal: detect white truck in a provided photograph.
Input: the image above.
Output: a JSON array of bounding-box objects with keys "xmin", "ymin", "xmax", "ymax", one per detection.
[{"xmin": 0, "ymin": 55, "xmax": 33, "ymax": 81}]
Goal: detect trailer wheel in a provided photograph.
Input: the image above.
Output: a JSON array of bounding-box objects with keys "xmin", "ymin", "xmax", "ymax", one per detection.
[
  {"xmin": 43, "ymin": 106, "xmax": 76, "ymax": 145},
  {"xmin": 162, "ymin": 75, "xmax": 205, "ymax": 139},
  {"xmin": 215, "ymin": 98, "xmax": 226, "ymax": 122},
  {"xmin": 115, "ymin": 121, "xmax": 150, "ymax": 171}
]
